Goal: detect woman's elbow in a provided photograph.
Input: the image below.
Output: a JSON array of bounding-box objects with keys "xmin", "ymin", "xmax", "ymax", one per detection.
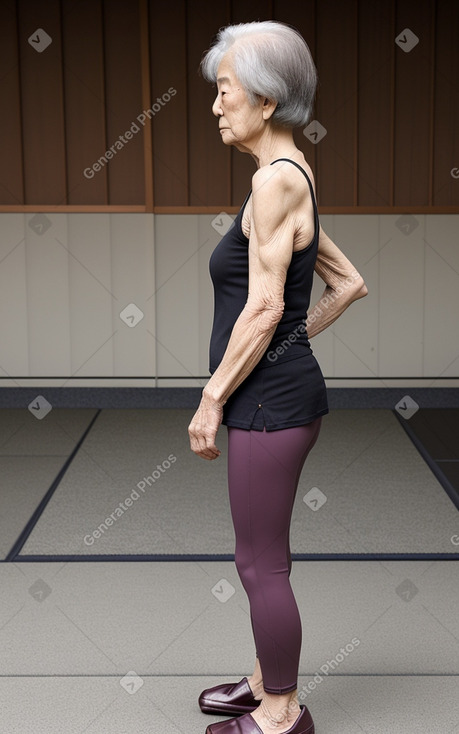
[
  {"xmin": 356, "ymin": 281, "xmax": 369, "ymax": 299},
  {"xmin": 350, "ymin": 275, "xmax": 368, "ymax": 300},
  {"xmin": 244, "ymin": 299, "xmax": 284, "ymax": 332}
]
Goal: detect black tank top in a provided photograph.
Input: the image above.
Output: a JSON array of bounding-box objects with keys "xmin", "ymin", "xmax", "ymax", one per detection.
[{"xmin": 208, "ymin": 158, "xmax": 319, "ymax": 375}]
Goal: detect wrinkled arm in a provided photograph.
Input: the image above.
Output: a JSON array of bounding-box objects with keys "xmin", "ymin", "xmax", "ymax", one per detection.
[
  {"xmin": 307, "ymin": 225, "xmax": 368, "ymax": 338},
  {"xmin": 203, "ymin": 166, "xmax": 300, "ymax": 406}
]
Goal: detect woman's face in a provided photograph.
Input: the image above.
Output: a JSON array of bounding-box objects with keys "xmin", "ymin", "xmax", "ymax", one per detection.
[{"xmin": 212, "ymin": 55, "xmax": 266, "ymax": 150}]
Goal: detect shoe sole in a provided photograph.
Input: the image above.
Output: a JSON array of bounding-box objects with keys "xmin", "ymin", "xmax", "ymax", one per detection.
[{"xmin": 205, "ymin": 719, "xmax": 314, "ymax": 733}]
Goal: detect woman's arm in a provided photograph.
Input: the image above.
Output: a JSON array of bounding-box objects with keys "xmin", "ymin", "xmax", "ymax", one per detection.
[
  {"xmin": 188, "ymin": 164, "xmax": 300, "ymax": 459},
  {"xmin": 306, "ymin": 225, "xmax": 368, "ymax": 338},
  {"xmin": 203, "ymin": 164, "xmax": 301, "ymax": 406}
]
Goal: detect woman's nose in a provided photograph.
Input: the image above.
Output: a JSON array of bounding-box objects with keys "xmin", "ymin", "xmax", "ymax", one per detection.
[{"xmin": 212, "ymin": 93, "xmax": 222, "ymax": 117}]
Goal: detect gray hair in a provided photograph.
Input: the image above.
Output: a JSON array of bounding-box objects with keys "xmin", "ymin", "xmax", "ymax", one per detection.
[{"xmin": 200, "ymin": 20, "xmax": 317, "ymax": 129}]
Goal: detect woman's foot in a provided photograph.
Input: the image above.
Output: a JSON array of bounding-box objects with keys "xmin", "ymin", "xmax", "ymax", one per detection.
[
  {"xmin": 249, "ymin": 692, "xmax": 302, "ymax": 733},
  {"xmin": 247, "ymin": 660, "xmax": 302, "ymax": 731},
  {"xmin": 245, "ymin": 685, "xmax": 302, "ymax": 733}
]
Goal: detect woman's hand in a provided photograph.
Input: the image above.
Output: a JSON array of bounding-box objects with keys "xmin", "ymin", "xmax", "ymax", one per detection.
[{"xmin": 188, "ymin": 391, "xmax": 224, "ymax": 460}]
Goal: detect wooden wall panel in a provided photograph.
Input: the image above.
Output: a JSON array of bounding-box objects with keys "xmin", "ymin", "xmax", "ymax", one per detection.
[
  {"xmin": 433, "ymin": 0, "xmax": 459, "ymax": 205},
  {"xmin": 0, "ymin": 1, "xmax": 23, "ymax": 205},
  {"xmin": 18, "ymin": 0, "xmax": 67, "ymax": 204},
  {"xmin": 279, "ymin": 0, "xmax": 318, "ymax": 194},
  {"xmin": 228, "ymin": 12, "xmax": 262, "ymax": 207},
  {"xmin": 62, "ymin": 0, "xmax": 107, "ymax": 205},
  {"xmin": 393, "ymin": 0, "xmax": 433, "ymax": 206},
  {"xmin": 186, "ymin": 0, "xmax": 230, "ymax": 205},
  {"xmin": 0, "ymin": 0, "xmax": 457, "ymax": 211},
  {"xmin": 220, "ymin": 0, "xmax": 320, "ymax": 207},
  {"xmin": 357, "ymin": 0, "xmax": 393, "ymax": 206},
  {"xmin": 149, "ymin": 0, "xmax": 189, "ymax": 206},
  {"xmin": 315, "ymin": 0, "xmax": 358, "ymax": 206},
  {"xmin": 103, "ymin": 0, "xmax": 144, "ymax": 205},
  {"xmin": 229, "ymin": 0, "xmax": 271, "ymax": 206}
]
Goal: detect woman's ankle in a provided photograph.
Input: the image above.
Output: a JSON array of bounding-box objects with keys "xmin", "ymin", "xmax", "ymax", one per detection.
[
  {"xmin": 259, "ymin": 690, "xmax": 301, "ymax": 726},
  {"xmin": 247, "ymin": 675, "xmax": 264, "ymax": 697}
]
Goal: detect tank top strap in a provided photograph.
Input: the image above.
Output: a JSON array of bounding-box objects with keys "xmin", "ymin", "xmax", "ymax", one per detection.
[
  {"xmin": 269, "ymin": 158, "xmax": 319, "ymax": 226},
  {"xmin": 240, "ymin": 188, "xmax": 252, "ymax": 210}
]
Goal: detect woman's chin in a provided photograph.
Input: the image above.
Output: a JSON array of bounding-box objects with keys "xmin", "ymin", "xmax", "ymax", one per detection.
[{"xmin": 220, "ymin": 130, "xmax": 238, "ymax": 144}]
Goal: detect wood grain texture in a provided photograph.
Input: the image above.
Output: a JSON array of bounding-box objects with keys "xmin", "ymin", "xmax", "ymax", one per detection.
[
  {"xmin": 393, "ymin": 0, "xmax": 433, "ymax": 205},
  {"xmin": 62, "ymin": 0, "xmax": 107, "ymax": 205},
  {"xmin": 149, "ymin": 0, "xmax": 188, "ymax": 206},
  {"xmin": 432, "ymin": 0, "xmax": 459, "ymax": 205},
  {"xmin": 0, "ymin": 0, "xmax": 457, "ymax": 210},
  {"xmin": 315, "ymin": 0, "xmax": 358, "ymax": 206},
  {"xmin": 357, "ymin": 0, "xmax": 393, "ymax": 206},
  {"xmin": 103, "ymin": 0, "xmax": 144, "ymax": 205},
  {"xmin": 186, "ymin": 0, "xmax": 230, "ymax": 205},
  {"xmin": 18, "ymin": 0, "xmax": 67, "ymax": 204},
  {"xmin": 0, "ymin": 0, "xmax": 23, "ymax": 205}
]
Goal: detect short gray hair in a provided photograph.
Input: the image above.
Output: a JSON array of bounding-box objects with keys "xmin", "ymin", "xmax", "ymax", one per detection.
[{"xmin": 200, "ymin": 21, "xmax": 317, "ymax": 129}]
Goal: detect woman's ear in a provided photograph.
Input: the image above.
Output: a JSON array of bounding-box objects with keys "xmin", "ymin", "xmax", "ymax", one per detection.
[{"xmin": 262, "ymin": 97, "xmax": 278, "ymax": 121}]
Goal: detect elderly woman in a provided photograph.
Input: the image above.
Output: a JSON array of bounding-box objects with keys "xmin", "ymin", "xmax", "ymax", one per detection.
[{"xmin": 188, "ymin": 20, "xmax": 368, "ymax": 734}]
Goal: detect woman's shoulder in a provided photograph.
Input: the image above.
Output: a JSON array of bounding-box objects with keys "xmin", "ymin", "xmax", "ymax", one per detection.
[
  {"xmin": 253, "ymin": 155, "xmax": 315, "ymax": 194},
  {"xmin": 243, "ymin": 156, "xmax": 316, "ymax": 241},
  {"xmin": 270, "ymin": 156, "xmax": 315, "ymax": 182}
]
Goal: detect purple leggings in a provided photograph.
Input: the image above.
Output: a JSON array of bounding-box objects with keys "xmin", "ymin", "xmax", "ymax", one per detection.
[{"xmin": 227, "ymin": 417, "xmax": 322, "ymax": 694}]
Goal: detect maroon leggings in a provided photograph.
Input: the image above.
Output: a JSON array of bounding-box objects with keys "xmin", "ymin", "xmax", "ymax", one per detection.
[{"xmin": 227, "ymin": 417, "xmax": 322, "ymax": 694}]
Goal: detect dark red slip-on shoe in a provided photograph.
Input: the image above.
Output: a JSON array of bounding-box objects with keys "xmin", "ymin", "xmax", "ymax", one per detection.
[
  {"xmin": 204, "ymin": 704, "xmax": 314, "ymax": 733},
  {"xmin": 199, "ymin": 677, "xmax": 260, "ymax": 716}
]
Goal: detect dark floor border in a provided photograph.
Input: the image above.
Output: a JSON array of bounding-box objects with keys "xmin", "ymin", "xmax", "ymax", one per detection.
[
  {"xmin": 1, "ymin": 387, "xmax": 459, "ymax": 409},
  {"xmin": 9, "ymin": 552, "xmax": 458, "ymax": 562},
  {"xmin": 4, "ymin": 396, "xmax": 459, "ymax": 563},
  {"xmin": 5, "ymin": 410, "xmax": 102, "ymax": 562},
  {"xmin": 393, "ymin": 409, "xmax": 459, "ymax": 511}
]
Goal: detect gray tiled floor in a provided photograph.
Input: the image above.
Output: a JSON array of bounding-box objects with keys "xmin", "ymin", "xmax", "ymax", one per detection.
[
  {"xmin": 1, "ymin": 407, "xmax": 458, "ymax": 732},
  {"xmin": 2, "ymin": 409, "xmax": 456, "ymax": 558},
  {"xmin": 0, "ymin": 674, "xmax": 458, "ymax": 733},
  {"xmin": 0, "ymin": 561, "xmax": 458, "ymax": 732}
]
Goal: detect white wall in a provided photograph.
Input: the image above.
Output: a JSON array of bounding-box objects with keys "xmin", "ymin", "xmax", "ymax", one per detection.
[{"xmin": 0, "ymin": 212, "xmax": 457, "ymax": 387}]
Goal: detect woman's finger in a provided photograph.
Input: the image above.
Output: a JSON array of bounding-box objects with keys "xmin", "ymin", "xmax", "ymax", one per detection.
[{"xmin": 189, "ymin": 426, "xmax": 220, "ymax": 460}]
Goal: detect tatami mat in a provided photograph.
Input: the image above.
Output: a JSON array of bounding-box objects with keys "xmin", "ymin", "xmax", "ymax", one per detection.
[
  {"xmin": 0, "ymin": 407, "xmax": 98, "ymax": 456},
  {"xmin": 0, "ymin": 675, "xmax": 457, "ymax": 733},
  {"xmin": 396, "ymin": 408, "xmax": 459, "ymax": 508},
  {"xmin": 8, "ymin": 409, "xmax": 458, "ymax": 559},
  {"xmin": 0, "ymin": 409, "xmax": 98, "ymax": 559},
  {"xmin": 0, "ymin": 456, "xmax": 77, "ymax": 559},
  {"xmin": 399, "ymin": 409, "xmax": 459, "ymax": 460},
  {"xmin": 0, "ymin": 560, "xmax": 457, "ymax": 732}
]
